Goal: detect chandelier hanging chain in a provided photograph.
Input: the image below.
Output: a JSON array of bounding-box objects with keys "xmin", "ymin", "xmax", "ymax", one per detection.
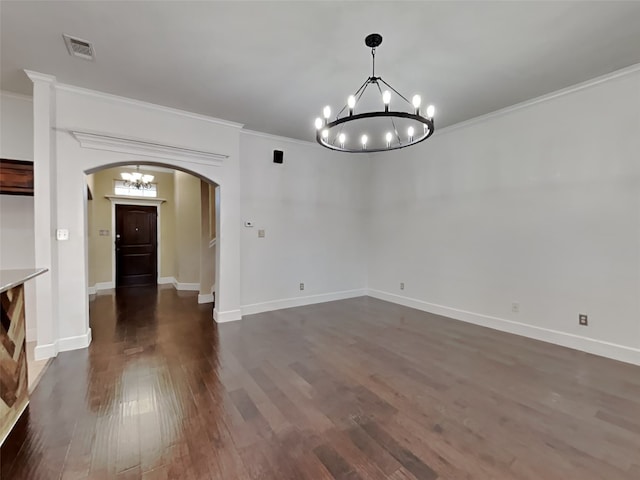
[{"xmin": 371, "ymin": 46, "xmax": 376, "ymax": 78}]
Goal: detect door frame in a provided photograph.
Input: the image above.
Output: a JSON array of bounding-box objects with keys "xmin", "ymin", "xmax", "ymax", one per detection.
[{"xmin": 107, "ymin": 195, "xmax": 166, "ymax": 287}]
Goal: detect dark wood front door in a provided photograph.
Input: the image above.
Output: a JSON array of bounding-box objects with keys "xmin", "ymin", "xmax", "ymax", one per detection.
[{"xmin": 115, "ymin": 205, "xmax": 158, "ymax": 287}]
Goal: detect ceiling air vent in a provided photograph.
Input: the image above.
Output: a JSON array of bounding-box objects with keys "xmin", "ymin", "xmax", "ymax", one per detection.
[{"xmin": 63, "ymin": 34, "xmax": 95, "ymax": 61}]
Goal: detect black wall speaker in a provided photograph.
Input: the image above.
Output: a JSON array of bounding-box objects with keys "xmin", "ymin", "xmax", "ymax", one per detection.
[{"xmin": 273, "ymin": 150, "xmax": 284, "ymax": 164}]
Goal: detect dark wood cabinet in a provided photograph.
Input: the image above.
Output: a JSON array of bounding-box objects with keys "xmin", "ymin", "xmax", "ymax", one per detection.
[{"xmin": 0, "ymin": 159, "xmax": 34, "ymax": 196}]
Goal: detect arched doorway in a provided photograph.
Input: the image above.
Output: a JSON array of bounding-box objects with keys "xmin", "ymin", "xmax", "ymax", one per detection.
[
  {"xmin": 85, "ymin": 163, "xmax": 219, "ymax": 346},
  {"xmin": 85, "ymin": 164, "xmax": 218, "ymax": 292},
  {"xmin": 28, "ymin": 75, "xmax": 244, "ymax": 361}
]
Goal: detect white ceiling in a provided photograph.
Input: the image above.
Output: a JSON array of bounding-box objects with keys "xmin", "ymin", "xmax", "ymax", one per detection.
[{"xmin": 2, "ymin": 1, "xmax": 640, "ymax": 142}]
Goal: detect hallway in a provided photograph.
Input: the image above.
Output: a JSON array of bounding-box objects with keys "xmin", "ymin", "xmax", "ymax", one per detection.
[{"xmin": 2, "ymin": 287, "xmax": 639, "ymax": 479}]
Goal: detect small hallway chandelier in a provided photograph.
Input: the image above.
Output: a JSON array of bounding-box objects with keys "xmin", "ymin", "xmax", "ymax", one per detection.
[
  {"xmin": 314, "ymin": 33, "xmax": 435, "ymax": 153},
  {"xmin": 120, "ymin": 165, "xmax": 154, "ymax": 189}
]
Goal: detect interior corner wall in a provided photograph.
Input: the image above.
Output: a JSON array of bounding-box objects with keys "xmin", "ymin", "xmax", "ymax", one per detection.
[
  {"xmin": 174, "ymin": 171, "xmax": 202, "ymax": 285},
  {"xmin": 368, "ymin": 69, "xmax": 640, "ymax": 363},
  {"xmin": 238, "ymin": 133, "xmax": 370, "ymax": 314},
  {"xmin": 199, "ymin": 180, "xmax": 216, "ymax": 298},
  {"xmin": 0, "ymin": 91, "xmax": 37, "ymax": 341}
]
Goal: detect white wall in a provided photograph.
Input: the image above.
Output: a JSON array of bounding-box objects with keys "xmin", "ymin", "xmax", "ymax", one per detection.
[
  {"xmin": 28, "ymin": 75, "xmax": 244, "ymax": 359},
  {"xmin": 21, "ymin": 65, "xmax": 640, "ymax": 366},
  {"xmin": 239, "ymin": 132, "xmax": 369, "ymax": 314},
  {"xmin": 0, "ymin": 91, "xmax": 37, "ymax": 341},
  {"xmin": 368, "ymin": 68, "xmax": 640, "ymax": 364},
  {"xmin": 174, "ymin": 170, "xmax": 202, "ymax": 285}
]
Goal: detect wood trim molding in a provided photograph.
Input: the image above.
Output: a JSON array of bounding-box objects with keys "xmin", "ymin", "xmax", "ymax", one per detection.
[
  {"xmin": 0, "ymin": 159, "xmax": 34, "ymax": 196},
  {"xmin": 69, "ymin": 130, "xmax": 229, "ymax": 166},
  {"xmin": 104, "ymin": 195, "xmax": 166, "ymax": 205}
]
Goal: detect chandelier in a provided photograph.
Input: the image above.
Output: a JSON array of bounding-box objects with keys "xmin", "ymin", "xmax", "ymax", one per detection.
[
  {"xmin": 314, "ymin": 33, "xmax": 435, "ymax": 153},
  {"xmin": 120, "ymin": 166, "xmax": 154, "ymax": 189}
]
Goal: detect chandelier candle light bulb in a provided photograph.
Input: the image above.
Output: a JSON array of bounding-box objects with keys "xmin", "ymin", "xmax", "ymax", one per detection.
[
  {"xmin": 347, "ymin": 95, "xmax": 356, "ymax": 115},
  {"xmin": 426, "ymin": 105, "xmax": 435, "ymax": 118},
  {"xmin": 412, "ymin": 94, "xmax": 421, "ymax": 114},
  {"xmin": 314, "ymin": 33, "xmax": 435, "ymax": 153},
  {"xmin": 383, "ymin": 90, "xmax": 391, "ymax": 112}
]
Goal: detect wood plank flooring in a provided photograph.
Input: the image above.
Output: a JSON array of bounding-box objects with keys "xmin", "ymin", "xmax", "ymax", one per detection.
[{"xmin": 2, "ymin": 285, "xmax": 639, "ymax": 479}]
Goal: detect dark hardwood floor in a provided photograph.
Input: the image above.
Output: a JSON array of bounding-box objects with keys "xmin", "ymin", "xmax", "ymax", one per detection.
[{"xmin": 2, "ymin": 286, "xmax": 639, "ymax": 479}]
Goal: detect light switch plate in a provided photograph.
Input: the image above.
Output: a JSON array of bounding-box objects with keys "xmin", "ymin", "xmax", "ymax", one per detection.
[{"xmin": 258, "ymin": 229, "xmax": 265, "ymax": 238}]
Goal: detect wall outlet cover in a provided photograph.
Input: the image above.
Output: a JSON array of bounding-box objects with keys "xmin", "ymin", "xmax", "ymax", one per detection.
[
  {"xmin": 579, "ymin": 314, "xmax": 588, "ymax": 326},
  {"xmin": 56, "ymin": 229, "xmax": 69, "ymax": 241}
]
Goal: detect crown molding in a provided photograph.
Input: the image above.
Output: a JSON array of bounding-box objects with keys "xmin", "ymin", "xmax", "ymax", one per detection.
[
  {"xmin": 434, "ymin": 61, "xmax": 640, "ymax": 138},
  {"xmin": 55, "ymin": 82, "xmax": 244, "ymax": 129},
  {"xmin": 69, "ymin": 130, "xmax": 228, "ymax": 166},
  {"xmin": 241, "ymin": 128, "xmax": 318, "ymax": 148},
  {"xmin": 0, "ymin": 90, "xmax": 33, "ymax": 102},
  {"xmin": 24, "ymin": 70, "xmax": 56, "ymax": 84}
]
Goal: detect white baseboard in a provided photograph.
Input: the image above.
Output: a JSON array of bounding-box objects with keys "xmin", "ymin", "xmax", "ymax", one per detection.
[
  {"xmin": 174, "ymin": 280, "xmax": 200, "ymax": 291},
  {"xmin": 214, "ymin": 308, "xmax": 242, "ymax": 323},
  {"xmin": 26, "ymin": 328, "xmax": 37, "ymax": 343},
  {"xmin": 58, "ymin": 329, "xmax": 92, "ymax": 353},
  {"xmin": 198, "ymin": 293, "xmax": 214, "ymax": 304},
  {"xmin": 92, "ymin": 276, "xmax": 201, "ymax": 294},
  {"xmin": 88, "ymin": 281, "xmax": 114, "ymax": 295},
  {"xmin": 34, "ymin": 342, "xmax": 57, "ymax": 361},
  {"xmin": 367, "ymin": 289, "xmax": 640, "ymax": 367},
  {"xmin": 33, "ymin": 328, "xmax": 93, "ymax": 360},
  {"xmin": 241, "ymin": 288, "xmax": 368, "ymax": 316}
]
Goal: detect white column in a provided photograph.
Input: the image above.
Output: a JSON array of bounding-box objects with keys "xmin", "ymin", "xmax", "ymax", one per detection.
[
  {"xmin": 25, "ymin": 70, "xmax": 59, "ymax": 360},
  {"xmin": 214, "ymin": 165, "xmax": 242, "ymax": 322}
]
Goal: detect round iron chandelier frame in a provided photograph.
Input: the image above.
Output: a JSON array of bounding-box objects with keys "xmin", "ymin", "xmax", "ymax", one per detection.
[{"xmin": 315, "ymin": 33, "xmax": 436, "ymax": 153}]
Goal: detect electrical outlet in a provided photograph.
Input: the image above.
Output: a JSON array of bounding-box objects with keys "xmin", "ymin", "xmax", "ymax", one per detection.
[
  {"xmin": 512, "ymin": 302, "xmax": 520, "ymax": 313},
  {"xmin": 56, "ymin": 229, "xmax": 69, "ymax": 241},
  {"xmin": 579, "ymin": 314, "xmax": 588, "ymax": 326},
  {"xmin": 258, "ymin": 229, "xmax": 265, "ymax": 238},
  {"xmin": 400, "ymin": 282, "xmax": 405, "ymax": 290},
  {"xmin": 299, "ymin": 283, "xmax": 304, "ymax": 291}
]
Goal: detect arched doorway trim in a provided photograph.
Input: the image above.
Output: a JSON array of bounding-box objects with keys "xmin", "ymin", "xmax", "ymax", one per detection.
[{"xmin": 71, "ymin": 130, "xmax": 229, "ymax": 167}]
